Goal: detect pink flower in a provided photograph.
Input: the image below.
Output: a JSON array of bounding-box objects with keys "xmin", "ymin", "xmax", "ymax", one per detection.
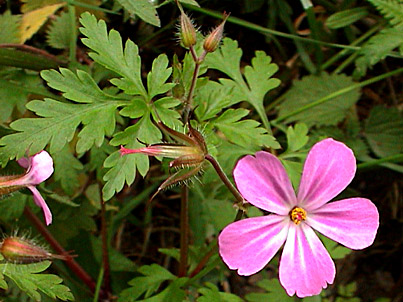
[
  {"xmin": 0, "ymin": 151, "xmax": 54, "ymax": 225},
  {"xmin": 218, "ymin": 138, "xmax": 379, "ymax": 297}
]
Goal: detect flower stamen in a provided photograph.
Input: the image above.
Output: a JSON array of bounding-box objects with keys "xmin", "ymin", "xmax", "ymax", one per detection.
[{"xmin": 290, "ymin": 207, "xmax": 307, "ymax": 225}]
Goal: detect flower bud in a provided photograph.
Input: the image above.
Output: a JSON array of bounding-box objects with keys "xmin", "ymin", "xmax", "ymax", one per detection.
[
  {"xmin": 203, "ymin": 12, "xmax": 229, "ymax": 53},
  {"xmin": 180, "ymin": 12, "xmax": 197, "ymax": 48},
  {"xmin": 0, "ymin": 236, "xmax": 69, "ymax": 263}
]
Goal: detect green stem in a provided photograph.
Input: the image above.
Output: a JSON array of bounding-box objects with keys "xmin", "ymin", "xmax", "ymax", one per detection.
[
  {"xmin": 358, "ymin": 154, "xmax": 403, "ymax": 170},
  {"xmin": 183, "ymin": 4, "xmax": 403, "ymax": 57},
  {"xmin": 178, "ymin": 187, "xmax": 189, "ymax": 277},
  {"xmin": 93, "ymin": 266, "xmax": 104, "ymax": 302},
  {"xmin": 205, "ymin": 155, "xmax": 245, "ymax": 205},
  {"xmin": 321, "ymin": 23, "xmax": 383, "ymax": 70},
  {"xmin": 273, "ymin": 67, "xmax": 403, "ymax": 123},
  {"xmin": 333, "ymin": 51, "xmax": 359, "ymax": 74}
]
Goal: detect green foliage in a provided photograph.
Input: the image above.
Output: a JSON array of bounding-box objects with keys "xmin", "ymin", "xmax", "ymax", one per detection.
[
  {"xmin": 53, "ymin": 145, "xmax": 84, "ymax": 195},
  {"xmin": 46, "ymin": 11, "xmax": 73, "ymax": 49},
  {"xmin": 364, "ymin": 106, "xmax": 403, "ymax": 157},
  {"xmin": 0, "ymin": 69, "xmax": 52, "ymax": 123},
  {"xmin": 285, "ymin": 123, "xmax": 309, "ymax": 153},
  {"xmin": 205, "ymin": 38, "xmax": 281, "ymax": 130},
  {"xmin": 197, "ymin": 282, "xmax": 243, "ymax": 302},
  {"xmin": 354, "ymin": 28, "xmax": 403, "ymax": 77},
  {"xmin": 0, "ymin": 11, "xmax": 21, "ymax": 43},
  {"xmin": 278, "ymin": 73, "xmax": 361, "ymax": 127},
  {"xmin": 0, "ymin": 261, "xmax": 74, "ymax": 301},
  {"xmin": 79, "ymin": 12, "xmax": 147, "ymax": 97},
  {"xmin": 366, "ymin": 0, "xmax": 403, "ymax": 28},
  {"xmin": 0, "ymin": 68, "xmax": 126, "ymax": 164},
  {"xmin": 245, "ymin": 278, "xmax": 294, "ymax": 302},
  {"xmin": 115, "ymin": 0, "xmax": 160, "ymax": 27},
  {"xmin": 325, "ymin": 7, "xmax": 369, "ymax": 29},
  {"xmin": 211, "ymin": 109, "xmax": 280, "ymax": 149},
  {"xmin": 118, "ymin": 264, "xmax": 182, "ymax": 301},
  {"xmin": 319, "ymin": 235, "xmax": 352, "ymax": 259}
]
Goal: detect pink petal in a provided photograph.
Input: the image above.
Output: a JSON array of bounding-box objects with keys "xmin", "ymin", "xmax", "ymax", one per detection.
[
  {"xmin": 279, "ymin": 223, "xmax": 335, "ymax": 298},
  {"xmin": 306, "ymin": 198, "xmax": 379, "ymax": 249},
  {"xmin": 17, "ymin": 157, "xmax": 30, "ymax": 169},
  {"xmin": 23, "ymin": 151, "xmax": 54, "ymax": 185},
  {"xmin": 234, "ymin": 151, "xmax": 297, "ymax": 215},
  {"xmin": 297, "ymin": 139, "xmax": 356, "ymax": 211},
  {"xmin": 219, "ymin": 215, "xmax": 289, "ymax": 275},
  {"xmin": 27, "ymin": 186, "xmax": 52, "ymax": 225}
]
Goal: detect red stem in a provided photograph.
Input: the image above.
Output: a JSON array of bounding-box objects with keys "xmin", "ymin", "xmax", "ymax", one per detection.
[{"xmin": 23, "ymin": 207, "xmax": 107, "ymax": 299}]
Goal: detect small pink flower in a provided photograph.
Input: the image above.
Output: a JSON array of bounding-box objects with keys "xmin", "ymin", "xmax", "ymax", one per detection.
[
  {"xmin": 218, "ymin": 138, "xmax": 379, "ymax": 298},
  {"xmin": 0, "ymin": 151, "xmax": 54, "ymax": 225}
]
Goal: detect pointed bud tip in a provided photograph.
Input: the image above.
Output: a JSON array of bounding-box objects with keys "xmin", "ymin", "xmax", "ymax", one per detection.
[
  {"xmin": 0, "ymin": 236, "xmax": 70, "ymax": 263},
  {"xmin": 203, "ymin": 12, "xmax": 230, "ymax": 53}
]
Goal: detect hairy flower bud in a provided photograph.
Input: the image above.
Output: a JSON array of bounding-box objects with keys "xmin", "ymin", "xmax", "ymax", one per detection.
[
  {"xmin": 0, "ymin": 236, "xmax": 69, "ymax": 263},
  {"xmin": 180, "ymin": 12, "xmax": 197, "ymax": 48},
  {"xmin": 203, "ymin": 12, "xmax": 229, "ymax": 53}
]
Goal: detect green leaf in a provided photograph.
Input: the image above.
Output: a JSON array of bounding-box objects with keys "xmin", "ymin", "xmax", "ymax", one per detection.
[
  {"xmin": 286, "ymin": 123, "xmax": 309, "ymax": 152},
  {"xmin": 205, "ymin": 38, "xmax": 281, "ymax": 130},
  {"xmin": 41, "ymin": 68, "xmax": 122, "ymax": 104},
  {"xmin": 354, "ymin": 28, "xmax": 403, "ymax": 77},
  {"xmin": 0, "ymin": 11, "xmax": 21, "ymax": 43},
  {"xmin": 197, "ymin": 282, "xmax": 243, "ymax": 302},
  {"xmin": 194, "ymin": 80, "xmax": 243, "ymax": 121},
  {"xmin": 118, "ymin": 264, "xmax": 177, "ymax": 301},
  {"xmin": 319, "ymin": 234, "xmax": 352, "ymax": 259},
  {"xmin": 147, "ymin": 54, "xmax": 174, "ymax": 99},
  {"xmin": 0, "ymin": 192, "xmax": 27, "ymax": 223},
  {"xmin": 115, "ymin": 0, "xmax": 160, "ymax": 27},
  {"xmin": 0, "ymin": 261, "xmax": 74, "ymax": 301},
  {"xmin": 79, "ymin": 12, "xmax": 147, "ymax": 96},
  {"xmin": 245, "ymin": 278, "xmax": 294, "ymax": 302},
  {"xmin": 364, "ymin": 106, "xmax": 403, "ymax": 157},
  {"xmin": 278, "ymin": 73, "xmax": 361, "ymax": 127},
  {"xmin": 47, "ymin": 10, "xmax": 74, "ymax": 49},
  {"xmin": 0, "ymin": 98, "xmax": 123, "ymax": 165},
  {"xmin": 366, "ymin": 0, "xmax": 403, "ymax": 28},
  {"xmin": 325, "ymin": 7, "xmax": 369, "ymax": 29},
  {"xmin": 53, "ymin": 144, "xmax": 84, "ymax": 195},
  {"xmin": 0, "ymin": 69, "xmax": 51, "ymax": 123},
  {"xmin": 0, "ymin": 67, "xmax": 127, "ymax": 164},
  {"xmin": 102, "ymin": 140, "xmax": 149, "ymax": 201},
  {"xmin": 90, "ymin": 235, "xmax": 136, "ymax": 272},
  {"xmin": 50, "ymin": 199, "xmax": 97, "ymax": 246},
  {"xmin": 212, "ymin": 109, "xmax": 280, "ymax": 149}
]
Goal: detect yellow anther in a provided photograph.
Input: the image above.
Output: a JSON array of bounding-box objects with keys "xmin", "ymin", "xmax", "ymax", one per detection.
[{"xmin": 290, "ymin": 207, "xmax": 307, "ymax": 225}]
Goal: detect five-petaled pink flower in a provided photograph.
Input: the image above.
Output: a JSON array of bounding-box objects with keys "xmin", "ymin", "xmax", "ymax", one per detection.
[
  {"xmin": 218, "ymin": 138, "xmax": 379, "ymax": 297},
  {"xmin": 0, "ymin": 151, "xmax": 54, "ymax": 225}
]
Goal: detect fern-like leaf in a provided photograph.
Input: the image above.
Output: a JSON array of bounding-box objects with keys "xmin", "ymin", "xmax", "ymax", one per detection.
[{"xmin": 366, "ymin": 0, "xmax": 403, "ymax": 28}]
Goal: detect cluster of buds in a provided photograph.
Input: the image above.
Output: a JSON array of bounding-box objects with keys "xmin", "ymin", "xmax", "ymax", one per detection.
[
  {"xmin": 0, "ymin": 151, "xmax": 54, "ymax": 225},
  {"xmin": 120, "ymin": 121, "xmax": 207, "ymax": 199},
  {"xmin": 0, "ymin": 236, "xmax": 69, "ymax": 263},
  {"xmin": 177, "ymin": 0, "xmax": 228, "ymax": 54}
]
